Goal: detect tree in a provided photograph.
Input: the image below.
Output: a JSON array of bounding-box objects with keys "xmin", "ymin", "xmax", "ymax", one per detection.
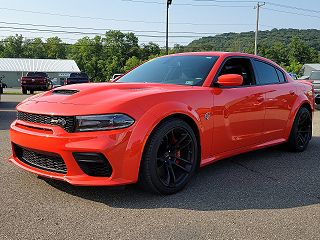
[
  {"xmin": 45, "ymin": 37, "xmax": 67, "ymax": 59},
  {"xmin": 123, "ymin": 56, "xmax": 141, "ymax": 72},
  {"xmin": 23, "ymin": 38, "xmax": 46, "ymax": 59},
  {"xmin": 101, "ymin": 30, "xmax": 140, "ymax": 79},
  {"xmin": 261, "ymin": 42, "xmax": 289, "ymax": 65},
  {"xmin": 284, "ymin": 59, "xmax": 303, "ymax": 75},
  {"xmin": 69, "ymin": 36, "xmax": 104, "ymax": 81},
  {"xmin": 1, "ymin": 35, "xmax": 24, "ymax": 58},
  {"xmin": 140, "ymin": 42, "xmax": 161, "ymax": 59}
]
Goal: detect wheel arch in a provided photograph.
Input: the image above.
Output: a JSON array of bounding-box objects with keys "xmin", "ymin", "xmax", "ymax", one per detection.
[
  {"xmin": 122, "ymin": 101, "xmax": 205, "ymax": 183},
  {"xmin": 285, "ymin": 99, "xmax": 313, "ymax": 139},
  {"xmin": 148, "ymin": 113, "xmax": 202, "ymax": 168}
]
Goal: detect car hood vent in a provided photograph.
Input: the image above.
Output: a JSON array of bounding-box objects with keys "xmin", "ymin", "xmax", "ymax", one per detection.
[{"xmin": 52, "ymin": 89, "xmax": 79, "ymax": 95}]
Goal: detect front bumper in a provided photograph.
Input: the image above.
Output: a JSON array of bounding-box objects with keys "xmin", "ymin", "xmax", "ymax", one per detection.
[
  {"xmin": 9, "ymin": 119, "xmax": 138, "ymax": 186},
  {"xmin": 21, "ymin": 85, "xmax": 48, "ymax": 90}
]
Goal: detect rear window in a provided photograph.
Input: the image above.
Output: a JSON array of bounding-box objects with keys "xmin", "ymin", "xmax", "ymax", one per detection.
[
  {"xmin": 27, "ymin": 72, "xmax": 47, "ymax": 77},
  {"xmin": 254, "ymin": 60, "xmax": 279, "ymax": 85},
  {"xmin": 276, "ymin": 69, "xmax": 286, "ymax": 83}
]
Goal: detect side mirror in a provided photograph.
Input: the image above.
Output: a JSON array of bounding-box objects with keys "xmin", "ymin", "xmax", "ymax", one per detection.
[{"xmin": 217, "ymin": 74, "xmax": 243, "ymax": 87}]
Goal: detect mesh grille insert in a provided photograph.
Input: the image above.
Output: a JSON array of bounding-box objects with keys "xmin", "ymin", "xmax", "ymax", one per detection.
[
  {"xmin": 17, "ymin": 111, "xmax": 75, "ymax": 133},
  {"xmin": 14, "ymin": 144, "xmax": 67, "ymax": 174}
]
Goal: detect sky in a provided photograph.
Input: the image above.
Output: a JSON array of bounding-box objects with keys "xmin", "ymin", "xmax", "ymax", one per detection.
[{"xmin": 0, "ymin": 0, "xmax": 319, "ymax": 47}]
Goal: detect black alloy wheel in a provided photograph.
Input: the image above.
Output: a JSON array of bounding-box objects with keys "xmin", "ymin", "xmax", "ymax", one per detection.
[
  {"xmin": 139, "ymin": 119, "xmax": 198, "ymax": 194},
  {"xmin": 287, "ymin": 107, "xmax": 312, "ymax": 152}
]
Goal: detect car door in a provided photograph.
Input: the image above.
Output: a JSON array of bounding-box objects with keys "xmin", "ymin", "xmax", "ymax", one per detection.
[
  {"xmin": 211, "ymin": 57, "xmax": 266, "ymax": 155},
  {"xmin": 252, "ymin": 60, "xmax": 297, "ymax": 142}
]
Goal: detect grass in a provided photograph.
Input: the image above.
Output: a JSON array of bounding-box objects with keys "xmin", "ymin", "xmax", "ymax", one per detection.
[{"xmin": 2, "ymin": 92, "xmax": 26, "ymax": 95}]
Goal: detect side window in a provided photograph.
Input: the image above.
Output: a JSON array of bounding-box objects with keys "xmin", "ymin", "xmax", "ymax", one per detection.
[
  {"xmin": 276, "ymin": 69, "xmax": 286, "ymax": 83},
  {"xmin": 218, "ymin": 58, "xmax": 256, "ymax": 86},
  {"xmin": 254, "ymin": 60, "xmax": 279, "ymax": 85}
]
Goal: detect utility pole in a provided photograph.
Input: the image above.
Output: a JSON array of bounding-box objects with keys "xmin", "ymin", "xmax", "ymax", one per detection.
[
  {"xmin": 254, "ymin": 2, "xmax": 265, "ymax": 55},
  {"xmin": 166, "ymin": 0, "xmax": 172, "ymax": 55}
]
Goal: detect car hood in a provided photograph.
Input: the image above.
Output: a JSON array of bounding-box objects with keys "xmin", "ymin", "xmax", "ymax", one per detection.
[{"xmin": 17, "ymin": 82, "xmax": 193, "ymax": 116}]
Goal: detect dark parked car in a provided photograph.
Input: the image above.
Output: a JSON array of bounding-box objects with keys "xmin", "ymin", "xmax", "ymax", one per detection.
[
  {"xmin": 21, "ymin": 72, "xmax": 52, "ymax": 94},
  {"xmin": 64, "ymin": 72, "xmax": 89, "ymax": 85}
]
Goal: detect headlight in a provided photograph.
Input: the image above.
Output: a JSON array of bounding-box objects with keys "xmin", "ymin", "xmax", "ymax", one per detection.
[{"xmin": 75, "ymin": 114, "xmax": 135, "ymax": 132}]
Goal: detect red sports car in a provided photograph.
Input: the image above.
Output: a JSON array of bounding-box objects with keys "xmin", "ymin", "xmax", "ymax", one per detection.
[{"xmin": 9, "ymin": 52, "xmax": 314, "ymax": 194}]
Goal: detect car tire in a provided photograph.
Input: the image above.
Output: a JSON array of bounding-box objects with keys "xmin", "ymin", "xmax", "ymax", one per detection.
[
  {"xmin": 139, "ymin": 118, "xmax": 198, "ymax": 194},
  {"xmin": 286, "ymin": 107, "xmax": 312, "ymax": 152},
  {"xmin": 30, "ymin": 90, "xmax": 34, "ymax": 94},
  {"xmin": 22, "ymin": 88, "xmax": 27, "ymax": 94}
]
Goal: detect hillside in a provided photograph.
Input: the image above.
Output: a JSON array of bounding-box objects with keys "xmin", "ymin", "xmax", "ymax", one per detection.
[{"xmin": 186, "ymin": 28, "xmax": 320, "ymax": 53}]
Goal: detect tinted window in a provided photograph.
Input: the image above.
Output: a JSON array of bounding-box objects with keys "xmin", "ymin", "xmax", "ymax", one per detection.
[
  {"xmin": 218, "ymin": 58, "xmax": 255, "ymax": 86},
  {"xmin": 254, "ymin": 60, "xmax": 279, "ymax": 85},
  {"xmin": 118, "ymin": 56, "xmax": 218, "ymax": 86},
  {"xmin": 27, "ymin": 72, "xmax": 47, "ymax": 77},
  {"xmin": 276, "ymin": 69, "xmax": 286, "ymax": 83},
  {"xmin": 70, "ymin": 73, "xmax": 88, "ymax": 78}
]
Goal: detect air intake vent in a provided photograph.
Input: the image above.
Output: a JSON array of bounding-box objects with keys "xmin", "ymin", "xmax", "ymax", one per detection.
[
  {"xmin": 14, "ymin": 144, "xmax": 67, "ymax": 174},
  {"xmin": 52, "ymin": 89, "xmax": 79, "ymax": 95}
]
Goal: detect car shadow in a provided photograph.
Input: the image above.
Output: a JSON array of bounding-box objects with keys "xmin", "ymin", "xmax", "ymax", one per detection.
[{"xmin": 44, "ymin": 136, "xmax": 320, "ymax": 211}]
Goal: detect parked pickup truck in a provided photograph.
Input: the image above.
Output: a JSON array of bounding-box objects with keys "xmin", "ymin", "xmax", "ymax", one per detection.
[
  {"xmin": 64, "ymin": 72, "xmax": 89, "ymax": 85},
  {"xmin": 21, "ymin": 72, "xmax": 52, "ymax": 94}
]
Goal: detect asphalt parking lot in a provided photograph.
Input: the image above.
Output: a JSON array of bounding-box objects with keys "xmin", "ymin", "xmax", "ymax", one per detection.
[{"xmin": 1, "ymin": 94, "xmax": 320, "ymax": 240}]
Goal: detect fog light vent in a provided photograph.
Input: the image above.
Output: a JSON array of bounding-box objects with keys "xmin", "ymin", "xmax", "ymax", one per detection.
[{"xmin": 73, "ymin": 153, "xmax": 112, "ymax": 177}]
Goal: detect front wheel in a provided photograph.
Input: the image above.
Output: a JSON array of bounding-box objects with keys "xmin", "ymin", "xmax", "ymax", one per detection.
[
  {"xmin": 286, "ymin": 107, "xmax": 312, "ymax": 152},
  {"xmin": 22, "ymin": 88, "xmax": 27, "ymax": 94},
  {"xmin": 139, "ymin": 119, "xmax": 198, "ymax": 194}
]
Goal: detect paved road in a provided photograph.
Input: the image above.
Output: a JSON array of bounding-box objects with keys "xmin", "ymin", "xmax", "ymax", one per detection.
[{"xmin": 1, "ymin": 94, "xmax": 320, "ymax": 240}]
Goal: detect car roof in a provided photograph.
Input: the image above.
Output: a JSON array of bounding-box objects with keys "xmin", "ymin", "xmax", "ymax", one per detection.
[{"xmin": 166, "ymin": 51, "xmax": 284, "ymax": 71}]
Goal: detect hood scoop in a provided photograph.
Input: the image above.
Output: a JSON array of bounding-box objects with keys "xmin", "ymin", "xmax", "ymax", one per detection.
[{"xmin": 52, "ymin": 89, "xmax": 79, "ymax": 95}]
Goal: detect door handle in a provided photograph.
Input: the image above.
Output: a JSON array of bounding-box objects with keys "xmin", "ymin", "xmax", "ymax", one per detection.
[{"xmin": 289, "ymin": 90, "xmax": 295, "ymax": 95}]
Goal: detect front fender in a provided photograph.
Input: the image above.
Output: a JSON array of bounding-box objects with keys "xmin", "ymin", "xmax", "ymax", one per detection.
[{"xmin": 121, "ymin": 101, "xmax": 204, "ymax": 182}]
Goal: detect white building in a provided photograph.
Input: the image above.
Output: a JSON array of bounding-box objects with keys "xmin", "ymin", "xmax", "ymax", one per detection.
[{"xmin": 0, "ymin": 58, "xmax": 81, "ymax": 87}]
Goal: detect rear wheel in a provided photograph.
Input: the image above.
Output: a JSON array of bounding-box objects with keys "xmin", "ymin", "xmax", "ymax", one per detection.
[
  {"xmin": 287, "ymin": 107, "xmax": 312, "ymax": 152},
  {"xmin": 139, "ymin": 119, "xmax": 198, "ymax": 194},
  {"xmin": 29, "ymin": 90, "xmax": 34, "ymax": 94},
  {"xmin": 22, "ymin": 88, "xmax": 27, "ymax": 94}
]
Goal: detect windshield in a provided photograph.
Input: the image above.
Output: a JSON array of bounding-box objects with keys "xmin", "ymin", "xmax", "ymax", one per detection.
[
  {"xmin": 310, "ymin": 71, "xmax": 320, "ymax": 80},
  {"xmin": 117, "ymin": 55, "xmax": 218, "ymax": 86}
]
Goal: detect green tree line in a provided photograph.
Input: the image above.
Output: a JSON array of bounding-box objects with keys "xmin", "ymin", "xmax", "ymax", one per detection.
[
  {"xmin": 1, "ymin": 28, "xmax": 319, "ymax": 81},
  {"xmin": 0, "ymin": 31, "xmax": 162, "ymax": 81}
]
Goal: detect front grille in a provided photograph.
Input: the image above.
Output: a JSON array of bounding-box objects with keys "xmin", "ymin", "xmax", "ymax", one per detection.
[
  {"xmin": 14, "ymin": 144, "xmax": 67, "ymax": 174},
  {"xmin": 17, "ymin": 111, "xmax": 75, "ymax": 133}
]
